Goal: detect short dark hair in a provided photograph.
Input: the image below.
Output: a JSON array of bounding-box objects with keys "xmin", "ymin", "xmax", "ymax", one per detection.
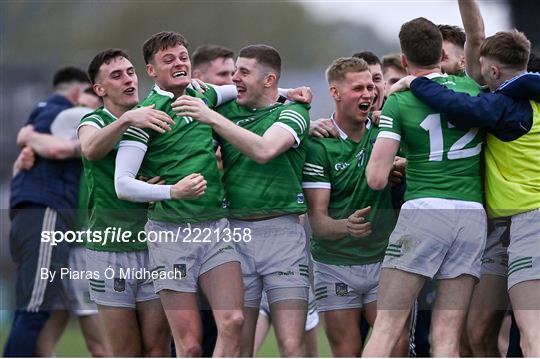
[
  {"xmin": 352, "ymin": 51, "xmax": 381, "ymax": 66},
  {"xmin": 382, "ymin": 53, "xmax": 406, "ymax": 74},
  {"xmin": 52, "ymin": 66, "xmax": 89, "ymax": 87},
  {"xmin": 438, "ymin": 24, "xmax": 466, "ymax": 49},
  {"xmin": 528, "ymin": 52, "xmax": 540, "ymax": 72},
  {"xmin": 143, "ymin": 31, "xmax": 188, "ymax": 64},
  {"xmin": 399, "ymin": 17, "xmax": 443, "ymax": 68},
  {"xmin": 480, "ymin": 29, "xmax": 530, "ymax": 71},
  {"xmin": 238, "ymin": 44, "xmax": 281, "ymax": 77},
  {"xmin": 192, "ymin": 45, "xmax": 234, "ymax": 70},
  {"xmin": 87, "ymin": 48, "xmax": 130, "ymax": 84},
  {"xmin": 326, "ymin": 57, "xmax": 370, "ymax": 84}
]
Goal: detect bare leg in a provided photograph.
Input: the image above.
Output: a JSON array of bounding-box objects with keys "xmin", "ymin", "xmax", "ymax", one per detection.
[
  {"xmin": 362, "ymin": 268, "xmax": 425, "ymax": 357},
  {"xmin": 240, "ymin": 307, "xmax": 260, "ymax": 357},
  {"xmin": 34, "ymin": 310, "xmax": 70, "ymax": 356},
  {"xmin": 466, "ymin": 274, "xmax": 508, "ymax": 357},
  {"xmin": 430, "ymin": 275, "xmax": 476, "ymax": 357},
  {"xmin": 159, "ymin": 291, "xmax": 202, "ymax": 357},
  {"xmin": 304, "ymin": 326, "xmax": 319, "ymax": 357},
  {"xmin": 77, "ymin": 314, "xmax": 111, "ymax": 357},
  {"xmin": 199, "ymin": 262, "xmax": 244, "ymax": 357},
  {"xmin": 253, "ymin": 313, "xmax": 271, "ymax": 355},
  {"xmin": 509, "ymin": 280, "xmax": 540, "ymax": 357},
  {"xmin": 321, "ymin": 308, "xmax": 362, "ymax": 356},
  {"xmin": 271, "ymin": 299, "xmax": 307, "ymax": 357},
  {"xmin": 98, "ymin": 306, "xmax": 142, "ymax": 357},
  {"xmin": 137, "ymin": 299, "xmax": 170, "ymax": 357}
]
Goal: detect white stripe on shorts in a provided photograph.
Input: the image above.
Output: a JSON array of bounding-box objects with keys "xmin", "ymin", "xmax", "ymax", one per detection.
[{"xmin": 27, "ymin": 208, "xmax": 56, "ymax": 312}]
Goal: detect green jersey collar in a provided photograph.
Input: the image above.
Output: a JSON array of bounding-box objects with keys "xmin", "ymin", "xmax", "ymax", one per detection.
[
  {"xmin": 330, "ymin": 113, "xmax": 372, "ymax": 141},
  {"xmin": 153, "ymin": 84, "xmax": 175, "ymax": 98},
  {"xmin": 102, "ymin": 107, "xmax": 118, "ymax": 120}
]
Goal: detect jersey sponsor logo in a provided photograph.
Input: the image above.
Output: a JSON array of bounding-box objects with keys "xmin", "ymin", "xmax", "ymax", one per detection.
[
  {"xmin": 173, "ymin": 263, "xmax": 187, "ymax": 278},
  {"xmin": 236, "ymin": 117, "xmax": 255, "ymax": 126},
  {"xmin": 113, "ymin": 278, "xmax": 126, "ymax": 292},
  {"xmin": 277, "ymin": 270, "xmax": 295, "ymax": 276},
  {"xmin": 335, "ymin": 282, "xmax": 349, "ymax": 296},
  {"xmin": 334, "ymin": 162, "xmax": 350, "ymax": 171},
  {"xmin": 297, "ymin": 193, "xmax": 305, "ymax": 204}
]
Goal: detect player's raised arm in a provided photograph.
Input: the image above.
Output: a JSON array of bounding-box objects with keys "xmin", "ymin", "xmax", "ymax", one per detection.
[{"xmin": 458, "ymin": 0, "xmax": 485, "ymax": 84}]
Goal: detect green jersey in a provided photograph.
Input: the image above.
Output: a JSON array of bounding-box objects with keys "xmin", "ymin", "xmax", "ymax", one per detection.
[
  {"xmin": 121, "ymin": 85, "xmax": 226, "ymax": 223},
  {"xmin": 216, "ymin": 100, "xmax": 310, "ymax": 218},
  {"xmin": 378, "ymin": 73, "xmax": 484, "ymax": 203},
  {"xmin": 79, "ymin": 107, "xmax": 148, "ymax": 251},
  {"xmin": 303, "ymin": 119, "xmax": 394, "ymax": 265}
]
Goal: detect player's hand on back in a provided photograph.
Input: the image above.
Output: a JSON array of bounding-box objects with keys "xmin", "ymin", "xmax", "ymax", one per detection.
[
  {"xmin": 371, "ymin": 111, "xmax": 381, "ymax": 126},
  {"xmin": 309, "ymin": 118, "xmax": 339, "ymax": 138},
  {"xmin": 124, "ymin": 104, "xmax": 175, "ymax": 133},
  {"xmin": 387, "ymin": 75, "xmax": 416, "ymax": 97},
  {"xmin": 190, "ymin": 78, "xmax": 209, "ymax": 93},
  {"xmin": 16, "ymin": 125, "xmax": 35, "ymax": 147},
  {"xmin": 139, "ymin": 175, "xmax": 166, "ymax": 185},
  {"xmin": 346, "ymin": 206, "xmax": 372, "ymax": 238},
  {"xmin": 389, "ymin": 156, "xmax": 407, "ymax": 186},
  {"xmin": 170, "ymin": 173, "xmax": 207, "ymax": 200},
  {"xmin": 287, "ymin": 86, "xmax": 313, "ymax": 104}
]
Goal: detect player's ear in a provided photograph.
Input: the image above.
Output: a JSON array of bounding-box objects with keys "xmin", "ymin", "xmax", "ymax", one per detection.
[
  {"xmin": 146, "ymin": 63, "xmax": 156, "ymax": 78},
  {"xmin": 93, "ymin": 83, "xmax": 106, "ymax": 97},
  {"xmin": 440, "ymin": 48, "xmax": 446, "ymax": 63},
  {"xmin": 400, "ymin": 54, "xmax": 408, "ymax": 70},
  {"xmin": 330, "ymin": 85, "xmax": 340, "ymax": 101},
  {"xmin": 491, "ymin": 65, "xmax": 501, "ymax": 79},
  {"xmin": 264, "ymin": 73, "xmax": 277, "ymax": 88},
  {"xmin": 192, "ymin": 68, "xmax": 201, "ymax": 79},
  {"xmin": 458, "ymin": 55, "xmax": 466, "ymax": 71}
]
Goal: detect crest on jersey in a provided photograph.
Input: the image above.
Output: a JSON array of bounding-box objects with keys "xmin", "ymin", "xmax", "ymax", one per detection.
[
  {"xmin": 173, "ymin": 264, "xmax": 187, "ymax": 279},
  {"xmin": 297, "ymin": 193, "xmax": 305, "ymax": 204},
  {"xmin": 335, "ymin": 282, "xmax": 349, "ymax": 296},
  {"xmin": 113, "ymin": 278, "xmax": 126, "ymax": 292},
  {"xmin": 356, "ymin": 149, "xmax": 366, "ymax": 167}
]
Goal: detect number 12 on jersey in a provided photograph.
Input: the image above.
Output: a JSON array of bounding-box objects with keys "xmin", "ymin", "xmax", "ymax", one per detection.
[{"xmin": 420, "ymin": 114, "xmax": 482, "ymax": 162}]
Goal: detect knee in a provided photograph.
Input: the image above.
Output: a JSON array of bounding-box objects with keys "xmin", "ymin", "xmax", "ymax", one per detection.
[
  {"xmin": 279, "ymin": 336, "xmax": 305, "ymax": 357},
  {"xmin": 143, "ymin": 345, "xmax": 169, "ymax": 358},
  {"xmin": 86, "ymin": 341, "xmax": 110, "ymax": 357},
  {"xmin": 467, "ymin": 323, "xmax": 488, "ymax": 348},
  {"xmin": 218, "ymin": 311, "xmax": 244, "ymax": 336},
  {"xmin": 181, "ymin": 342, "xmax": 202, "ymax": 357}
]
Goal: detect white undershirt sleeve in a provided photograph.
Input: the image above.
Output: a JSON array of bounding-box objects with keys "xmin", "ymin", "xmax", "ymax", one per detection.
[
  {"xmin": 114, "ymin": 141, "xmax": 172, "ymax": 202},
  {"xmin": 207, "ymin": 84, "xmax": 237, "ymax": 106}
]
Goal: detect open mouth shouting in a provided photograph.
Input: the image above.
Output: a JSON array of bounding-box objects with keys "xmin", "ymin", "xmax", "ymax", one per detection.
[{"xmin": 358, "ymin": 101, "xmax": 371, "ymax": 114}]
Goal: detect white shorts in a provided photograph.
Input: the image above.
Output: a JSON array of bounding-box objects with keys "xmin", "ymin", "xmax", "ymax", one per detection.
[
  {"xmin": 63, "ymin": 246, "xmax": 98, "ymax": 316},
  {"xmin": 313, "ymin": 260, "xmax": 380, "ymax": 312},
  {"xmin": 507, "ymin": 208, "xmax": 540, "ymax": 289},
  {"xmin": 231, "ymin": 215, "xmax": 310, "ymax": 307},
  {"xmin": 480, "ymin": 219, "xmax": 509, "ymax": 277},
  {"xmin": 145, "ymin": 218, "xmax": 240, "ymax": 294},
  {"xmin": 382, "ymin": 198, "xmax": 487, "ymax": 280},
  {"xmin": 86, "ymin": 249, "xmax": 158, "ymax": 308}
]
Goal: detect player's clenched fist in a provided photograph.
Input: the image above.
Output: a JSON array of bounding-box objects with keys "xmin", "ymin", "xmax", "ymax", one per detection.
[
  {"xmin": 170, "ymin": 173, "xmax": 207, "ymax": 199},
  {"xmin": 346, "ymin": 206, "xmax": 372, "ymax": 238},
  {"xmin": 124, "ymin": 104, "xmax": 175, "ymax": 133}
]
